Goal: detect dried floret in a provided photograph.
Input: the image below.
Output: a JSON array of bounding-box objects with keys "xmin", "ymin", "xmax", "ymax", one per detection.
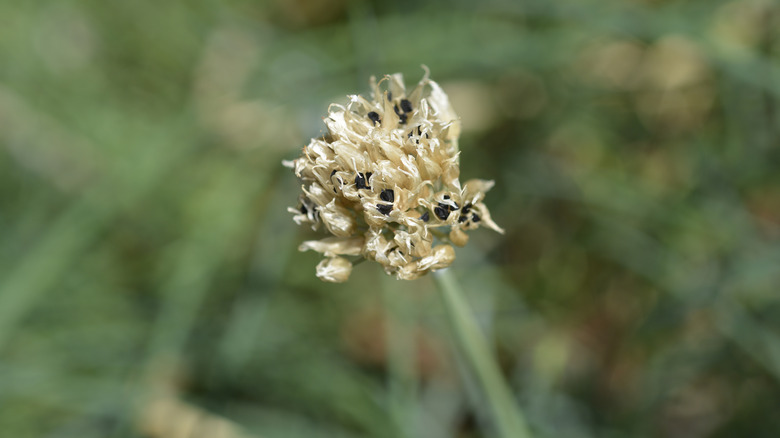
[{"xmin": 315, "ymin": 256, "xmax": 353, "ymax": 283}]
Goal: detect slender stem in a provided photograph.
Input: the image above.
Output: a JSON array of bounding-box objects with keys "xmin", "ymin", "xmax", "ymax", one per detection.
[
  {"xmin": 382, "ymin": 275, "xmax": 419, "ymax": 438},
  {"xmin": 434, "ymin": 269, "xmax": 532, "ymax": 438}
]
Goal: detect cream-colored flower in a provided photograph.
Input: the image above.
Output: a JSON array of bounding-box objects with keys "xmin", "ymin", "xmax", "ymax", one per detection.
[{"xmin": 285, "ymin": 68, "xmax": 503, "ymax": 282}]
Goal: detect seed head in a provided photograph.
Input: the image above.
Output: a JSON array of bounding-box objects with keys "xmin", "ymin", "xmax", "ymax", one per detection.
[{"xmin": 285, "ymin": 68, "xmax": 503, "ymax": 282}]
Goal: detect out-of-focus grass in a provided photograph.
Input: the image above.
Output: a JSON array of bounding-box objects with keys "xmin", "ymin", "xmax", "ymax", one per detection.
[{"xmin": 1, "ymin": 0, "xmax": 780, "ymax": 437}]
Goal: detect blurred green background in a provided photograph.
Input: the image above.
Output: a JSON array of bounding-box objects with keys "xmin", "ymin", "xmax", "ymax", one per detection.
[{"xmin": 2, "ymin": 0, "xmax": 780, "ymax": 437}]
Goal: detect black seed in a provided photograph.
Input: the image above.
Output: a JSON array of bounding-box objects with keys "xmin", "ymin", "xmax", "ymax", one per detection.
[
  {"xmin": 408, "ymin": 131, "xmax": 413, "ymax": 138},
  {"xmin": 417, "ymin": 126, "xmax": 422, "ymax": 135},
  {"xmin": 300, "ymin": 205, "xmax": 308, "ymax": 214},
  {"xmin": 472, "ymin": 214, "xmax": 481, "ymax": 223},
  {"xmin": 330, "ymin": 169, "xmax": 337, "ymax": 177},
  {"xmin": 458, "ymin": 215, "xmax": 468, "ymax": 223},
  {"xmin": 387, "ymin": 92, "xmax": 392, "ymax": 101},
  {"xmin": 355, "ymin": 172, "xmax": 371, "ymax": 190},
  {"xmin": 377, "ymin": 204, "xmax": 393, "ymax": 215},
  {"xmin": 439, "ymin": 201, "xmax": 459, "ymax": 212},
  {"xmin": 367, "ymin": 111, "xmax": 380, "ymax": 125},
  {"xmin": 366, "ymin": 172, "xmax": 373, "ymax": 180},
  {"xmin": 400, "ymin": 99, "xmax": 412, "ymax": 113},
  {"xmin": 443, "ymin": 195, "xmax": 450, "ymax": 199},
  {"xmin": 420, "ymin": 212, "xmax": 430, "ymax": 222},
  {"xmin": 380, "ymin": 189, "xmax": 394, "ymax": 203},
  {"xmin": 394, "ymin": 104, "xmax": 408, "ymax": 124},
  {"xmin": 462, "ymin": 203, "xmax": 472, "ymax": 214},
  {"xmin": 434, "ymin": 206, "xmax": 450, "ymax": 220}
]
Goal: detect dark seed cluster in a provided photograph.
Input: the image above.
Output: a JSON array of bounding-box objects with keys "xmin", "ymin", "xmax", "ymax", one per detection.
[
  {"xmin": 434, "ymin": 205, "xmax": 449, "ymax": 220},
  {"xmin": 377, "ymin": 189, "xmax": 395, "ymax": 215},
  {"xmin": 393, "ymin": 98, "xmax": 414, "ymax": 125},
  {"xmin": 355, "ymin": 172, "xmax": 373, "ymax": 190},
  {"xmin": 400, "ymin": 98, "xmax": 413, "ymax": 113},
  {"xmin": 433, "ymin": 195, "xmax": 460, "ymax": 221},
  {"xmin": 380, "ymin": 189, "xmax": 394, "ymax": 202},
  {"xmin": 377, "ymin": 204, "xmax": 393, "ymax": 215}
]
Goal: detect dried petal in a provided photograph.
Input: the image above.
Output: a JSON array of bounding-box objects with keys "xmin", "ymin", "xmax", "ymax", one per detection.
[{"xmin": 299, "ymin": 236, "xmax": 364, "ymax": 257}]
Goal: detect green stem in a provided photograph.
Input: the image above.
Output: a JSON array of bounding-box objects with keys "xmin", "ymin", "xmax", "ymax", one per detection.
[
  {"xmin": 434, "ymin": 269, "xmax": 533, "ymax": 438},
  {"xmin": 382, "ymin": 276, "xmax": 419, "ymax": 438}
]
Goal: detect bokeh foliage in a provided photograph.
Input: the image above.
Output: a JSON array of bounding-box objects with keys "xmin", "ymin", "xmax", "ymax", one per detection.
[{"xmin": 1, "ymin": 0, "xmax": 780, "ymax": 437}]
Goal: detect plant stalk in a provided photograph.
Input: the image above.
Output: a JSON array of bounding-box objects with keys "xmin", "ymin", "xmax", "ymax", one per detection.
[{"xmin": 434, "ymin": 269, "xmax": 532, "ymax": 438}]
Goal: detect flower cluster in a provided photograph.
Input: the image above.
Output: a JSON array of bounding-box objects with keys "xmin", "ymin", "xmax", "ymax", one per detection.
[{"xmin": 285, "ymin": 69, "xmax": 503, "ymax": 282}]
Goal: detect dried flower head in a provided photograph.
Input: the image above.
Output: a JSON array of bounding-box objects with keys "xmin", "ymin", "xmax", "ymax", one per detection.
[{"xmin": 285, "ymin": 68, "xmax": 503, "ymax": 282}]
